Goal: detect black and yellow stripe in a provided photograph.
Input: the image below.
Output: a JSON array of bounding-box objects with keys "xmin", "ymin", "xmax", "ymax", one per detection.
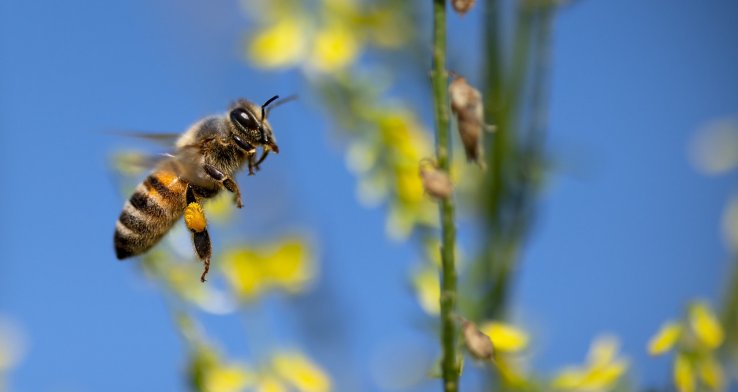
[{"xmin": 114, "ymin": 170, "xmax": 188, "ymax": 259}]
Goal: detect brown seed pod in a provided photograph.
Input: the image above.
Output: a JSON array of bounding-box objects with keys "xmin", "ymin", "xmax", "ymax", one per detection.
[
  {"xmin": 449, "ymin": 75, "xmax": 486, "ymax": 167},
  {"xmin": 451, "ymin": 0, "xmax": 477, "ymax": 15},
  {"xmin": 461, "ymin": 318, "xmax": 495, "ymax": 361},
  {"xmin": 419, "ymin": 161, "xmax": 453, "ymax": 200}
]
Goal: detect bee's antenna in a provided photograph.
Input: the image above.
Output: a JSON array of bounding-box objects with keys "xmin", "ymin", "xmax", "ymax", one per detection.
[
  {"xmin": 266, "ymin": 95, "xmax": 298, "ymax": 117},
  {"xmin": 261, "ymin": 95, "xmax": 280, "ymax": 121}
]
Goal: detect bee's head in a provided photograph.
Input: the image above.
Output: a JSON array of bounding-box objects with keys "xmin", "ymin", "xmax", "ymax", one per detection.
[{"xmin": 228, "ymin": 96, "xmax": 279, "ymax": 153}]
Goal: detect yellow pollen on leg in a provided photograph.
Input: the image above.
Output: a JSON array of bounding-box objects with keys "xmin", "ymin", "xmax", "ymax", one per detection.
[{"xmin": 184, "ymin": 202, "xmax": 207, "ymax": 232}]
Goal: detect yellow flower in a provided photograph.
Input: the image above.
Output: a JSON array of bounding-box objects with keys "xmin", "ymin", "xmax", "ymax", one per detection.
[
  {"xmin": 204, "ymin": 363, "xmax": 253, "ymax": 392},
  {"xmin": 697, "ymin": 354, "xmax": 724, "ymax": 391},
  {"xmin": 272, "ymin": 351, "xmax": 332, "ymax": 392},
  {"xmin": 248, "ymin": 16, "xmax": 309, "ymax": 69},
  {"xmin": 552, "ymin": 335, "xmax": 628, "ymax": 391},
  {"xmin": 478, "ymin": 322, "xmax": 529, "ymax": 353},
  {"xmin": 373, "ymin": 110, "xmax": 436, "ymax": 239},
  {"xmin": 309, "ymin": 24, "xmax": 360, "ymax": 72},
  {"xmin": 688, "ymin": 302, "xmax": 724, "ymax": 349},
  {"xmin": 553, "ymin": 368, "xmax": 589, "ymax": 390},
  {"xmin": 648, "ymin": 322, "xmax": 682, "ymax": 355},
  {"xmin": 674, "ymin": 354, "xmax": 695, "ymax": 392},
  {"xmin": 221, "ymin": 238, "xmax": 315, "ymax": 300},
  {"xmin": 255, "ymin": 374, "xmax": 288, "ymax": 392},
  {"xmin": 263, "ymin": 240, "xmax": 313, "ymax": 291},
  {"xmin": 395, "ymin": 168, "xmax": 425, "ymax": 205},
  {"xmin": 494, "ymin": 355, "xmax": 529, "ymax": 387},
  {"xmin": 412, "ymin": 266, "xmax": 440, "ymax": 315},
  {"xmin": 646, "ymin": 301, "xmax": 727, "ymax": 392}
]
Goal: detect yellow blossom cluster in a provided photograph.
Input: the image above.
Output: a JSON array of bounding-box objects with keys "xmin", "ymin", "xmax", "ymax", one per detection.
[
  {"xmin": 190, "ymin": 346, "xmax": 331, "ymax": 392},
  {"xmin": 220, "ymin": 238, "xmax": 315, "ymax": 300},
  {"xmin": 552, "ymin": 335, "xmax": 629, "ymax": 391},
  {"xmin": 137, "ymin": 235, "xmax": 314, "ymax": 310},
  {"xmin": 347, "ymin": 109, "xmax": 437, "ymax": 239},
  {"xmin": 245, "ymin": 0, "xmax": 407, "ymax": 73},
  {"xmin": 178, "ymin": 311, "xmax": 332, "ymax": 392},
  {"xmin": 647, "ymin": 301, "xmax": 727, "ymax": 392}
]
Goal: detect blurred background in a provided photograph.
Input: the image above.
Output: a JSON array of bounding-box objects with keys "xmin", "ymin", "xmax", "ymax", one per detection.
[{"xmin": 1, "ymin": 0, "xmax": 737, "ymax": 391}]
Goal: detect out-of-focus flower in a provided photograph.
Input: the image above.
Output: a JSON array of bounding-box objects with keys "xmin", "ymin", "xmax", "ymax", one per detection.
[
  {"xmin": 248, "ymin": 16, "xmax": 310, "ymax": 69},
  {"xmin": 245, "ymin": 0, "xmax": 408, "ymax": 74},
  {"xmin": 412, "ymin": 265, "xmax": 440, "ymax": 315},
  {"xmin": 221, "ymin": 238, "xmax": 315, "ymax": 300},
  {"xmin": 377, "ymin": 110, "xmax": 436, "ymax": 239},
  {"xmin": 552, "ymin": 335, "xmax": 628, "ymax": 391},
  {"xmin": 310, "ymin": 24, "xmax": 360, "ymax": 72},
  {"xmin": 648, "ymin": 322, "xmax": 682, "ymax": 355},
  {"xmin": 688, "ymin": 118, "xmax": 738, "ymax": 175},
  {"xmin": 254, "ymin": 374, "xmax": 287, "ymax": 392},
  {"xmin": 272, "ymin": 351, "xmax": 332, "ymax": 392},
  {"xmin": 478, "ymin": 321, "xmax": 529, "ymax": 353},
  {"xmin": 344, "ymin": 108, "xmax": 436, "ymax": 240},
  {"xmin": 647, "ymin": 301, "xmax": 727, "ymax": 392},
  {"xmin": 188, "ymin": 343, "xmax": 255, "ymax": 392},
  {"xmin": 204, "ymin": 363, "xmax": 254, "ymax": 392},
  {"xmin": 674, "ymin": 353, "xmax": 695, "ymax": 392},
  {"xmin": 187, "ymin": 335, "xmax": 330, "ymax": 392},
  {"xmin": 689, "ymin": 302, "xmax": 724, "ymax": 349}
]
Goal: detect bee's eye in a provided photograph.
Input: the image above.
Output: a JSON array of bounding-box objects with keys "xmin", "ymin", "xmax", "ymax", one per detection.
[{"xmin": 230, "ymin": 109, "xmax": 258, "ymax": 130}]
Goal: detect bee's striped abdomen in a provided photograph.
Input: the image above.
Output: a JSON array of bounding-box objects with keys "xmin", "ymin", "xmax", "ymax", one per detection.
[{"xmin": 114, "ymin": 170, "xmax": 188, "ymax": 259}]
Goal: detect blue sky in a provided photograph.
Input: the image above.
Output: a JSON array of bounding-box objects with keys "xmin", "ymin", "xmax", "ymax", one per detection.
[{"xmin": 1, "ymin": 0, "xmax": 737, "ymax": 391}]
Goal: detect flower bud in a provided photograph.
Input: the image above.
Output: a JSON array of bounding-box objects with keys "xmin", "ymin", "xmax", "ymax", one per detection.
[
  {"xmin": 449, "ymin": 75, "xmax": 486, "ymax": 167},
  {"xmin": 451, "ymin": 0, "xmax": 477, "ymax": 15},
  {"xmin": 461, "ymin": 319, "xmax": 495, "ymax": 361},
  {"xmin": 419, "ymin": 162, "xmax": 453, "ymax": 200}
]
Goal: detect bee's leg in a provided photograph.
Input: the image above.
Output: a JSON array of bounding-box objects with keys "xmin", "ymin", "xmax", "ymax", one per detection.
[
  {"xmin": 185, "ymin": 185, "xmax": 212, "ymax": 282},
  {"xmin": 203, "ymin": 164, "xmax": 243, "ymax": 208},
  {"xmin": 247, "ymin": 152, "xmax": 257, "ymax": 176},
  {"xmin": 254, "ymin": 149, "xmax": 270, "ymax": 172}
]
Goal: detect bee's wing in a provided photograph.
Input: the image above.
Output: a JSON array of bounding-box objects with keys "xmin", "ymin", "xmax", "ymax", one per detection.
[
  {"xmin": 109, "ymin": 130, "xmax": 181, "ymax": 176},
  {"xmin": 108, "ymin": 130, "xmax": 181, "ymax": 147},
  {"xmin": 111, "ymin": 151, "xmax": 176, "ymax": 176}
]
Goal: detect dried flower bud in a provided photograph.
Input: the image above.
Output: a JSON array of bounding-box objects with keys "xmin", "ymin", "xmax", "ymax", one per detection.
[
  {"xmin": 449, "ymin": 75, "xmax": 486, "ymax": 167},
  {"xmin": 461, "ymin": 319, "xmax": 495, "ymax": 361},
  {"xmin": 451, "ymin": 0, "xmax": 476, "ymax": 15},
  {"xmin": 419, "ymin": 162, "xmax": 453, "ymax": 200}
]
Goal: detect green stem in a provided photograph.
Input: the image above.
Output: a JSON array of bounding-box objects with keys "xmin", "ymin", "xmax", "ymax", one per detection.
[
  {"xmin": 431, "ymin": 1, "xmax": 458, "ymax": 391},
  {"xmin": 721, "ymin": 256, "xmax": 738, "ymax": 357}
]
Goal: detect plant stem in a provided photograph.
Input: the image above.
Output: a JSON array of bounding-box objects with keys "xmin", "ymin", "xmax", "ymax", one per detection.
[
  {"xmin": 431, "ymin": 1, "xmax": 458, "ymax": 391},
  {"xmin": 721, "ymin": 256, "xmax": 738, "ymax": 356}
]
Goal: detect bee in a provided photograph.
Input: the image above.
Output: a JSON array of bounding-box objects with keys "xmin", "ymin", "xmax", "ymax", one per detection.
[{"xmin": 114, "ymin": 96, "xmax": 283, "ymax": 282}]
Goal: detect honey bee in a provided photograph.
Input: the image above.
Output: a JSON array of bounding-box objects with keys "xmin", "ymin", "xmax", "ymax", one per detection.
[{"xmin": 114, "ymin": 96, "xmax": 282, "ymax": 282}]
